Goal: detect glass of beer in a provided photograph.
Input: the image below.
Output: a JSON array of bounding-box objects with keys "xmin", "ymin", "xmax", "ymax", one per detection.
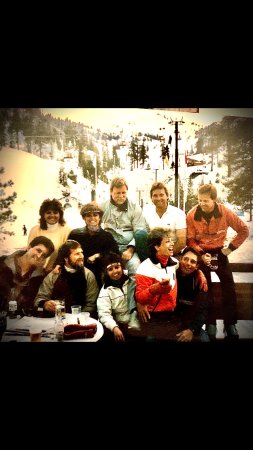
[{"xmin": 55, "ymin": 299, "xmax": 66, "ymax": 319}]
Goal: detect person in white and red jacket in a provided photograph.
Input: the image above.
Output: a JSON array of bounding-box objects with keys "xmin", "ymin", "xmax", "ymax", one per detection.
[
  {"xmin": 134, "ymin": 228, "xmax": 208, "ymax": 342},
  {"xmin": 135, "ymin": 228, "xmax": 179, "ymax": 323}
]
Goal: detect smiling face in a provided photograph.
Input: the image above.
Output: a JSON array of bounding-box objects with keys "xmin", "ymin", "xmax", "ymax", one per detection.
[
  {"xmin": 44, "ymin": 209, "xmax": 60, "ymax": 225},
  {"xmin": 151, "ymin": 187, "xmax": 168, "ymax": 211},
  {"xmin": 179, "ymin": 251, "xmax": 198, "ymax": 275},
  {"xmin": 65, "ymin": 246, "xmax": 84, "ymax": 270},
  {"xmin": 198, "ymin": 193, "xmax": 215, "ymax": 214},
  {"xmin": 26, "ymin": 244, "xmax": 50, "ymax": 267},
  {"xmin": 155, "ymin": 236, "xmax": 174, "ymax": 257},
  {"xmin": 106, "ymin": 262, "xmax": 123, "ymax": 281},
  {"xmin": 83, "ymin": 212, "xmax": 101, "ymax": 232}
]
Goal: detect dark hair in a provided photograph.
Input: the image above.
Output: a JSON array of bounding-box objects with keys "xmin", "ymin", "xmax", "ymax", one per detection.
[
  {"xmin": 54, "ymin": 240, "xmax": 81, "ymax": 267},
  {"xmin": 150, "ymin": 181, "xmax": 169, "ymax": 198},
  {"xmin": 29, "ymin": 236, "xmax": 55, "ymax": 256},
  {"xmin": 147, "ymin": 227, "xmax": 172, "ymax": 259},
  {"xmin": 179, "ymin": 246, "xmax": 202, "ymax": 265},
  {"xmin": 39, "ymin": 198, "xmax": 66, "ymax": 229},
  {"xmin": 102, "ymin": 252, "xmax": 125, "ymax": 272}
]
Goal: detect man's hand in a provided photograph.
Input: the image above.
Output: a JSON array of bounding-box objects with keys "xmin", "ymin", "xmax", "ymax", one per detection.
[
  {"xmin": 176, "ymin": 329, "xmax": 194, "ymax": 342},
  {"xmin": 122, "ymin": 247, "xmax": 134, "ymax": 261},
  {"xmin": 44, "ymin": 300, "xmax": 57, "ymax": 313},
  {"xmin": 52, "ymin": 264, "xmax": 61, "ymax": 274},
  {"xmin": 137, "ymin": 303, "xmax": 150, "ymax": 323},
  {"xmin": 195, "ymin": 270, "xmax": 208, "ymax": 292},
  {"xmin": 113, "ymin": 326, "xmax": 125, "ymax": 342},
  {"xmin": 87, "ymin": 253, "xmax": 101, "ymax": 264}
]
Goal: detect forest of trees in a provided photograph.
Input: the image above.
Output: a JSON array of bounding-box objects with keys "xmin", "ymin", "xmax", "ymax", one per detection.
[{"xmin": 195, "ymin": 116, "xmax": 253, "ymax": 220}]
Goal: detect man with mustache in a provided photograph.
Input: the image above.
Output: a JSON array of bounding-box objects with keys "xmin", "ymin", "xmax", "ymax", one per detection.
[{"xmin": 34, "ymin": 240, "xmax": 99, "ymax": 318}]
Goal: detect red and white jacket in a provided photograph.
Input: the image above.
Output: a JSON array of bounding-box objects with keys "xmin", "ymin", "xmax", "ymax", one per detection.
[{"xmin": 135, "ymin": 257, "xmax": 179, "ymax": 313}]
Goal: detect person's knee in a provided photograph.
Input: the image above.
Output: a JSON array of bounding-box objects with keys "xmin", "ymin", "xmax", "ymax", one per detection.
[
  {"xmin": 133, "ymin": 230, "xmax": 148, "ymax": 262},
  {"xmin": 126, "ymin": 255, "xmax": 140, "ymax": 274}
]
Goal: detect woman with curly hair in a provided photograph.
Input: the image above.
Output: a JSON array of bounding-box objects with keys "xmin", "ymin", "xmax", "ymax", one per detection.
[{"xmin": 27, "ymin": 198, "xmax": 71, "ymax": 271}]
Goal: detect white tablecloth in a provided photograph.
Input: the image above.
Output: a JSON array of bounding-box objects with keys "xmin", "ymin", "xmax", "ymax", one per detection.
[{"xmin": 2, "ymin": 313, "xmax": 104, "ymax": 343}]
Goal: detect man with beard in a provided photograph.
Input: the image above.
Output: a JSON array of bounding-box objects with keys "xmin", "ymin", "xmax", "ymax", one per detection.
[{"xmin": 34, "ymin": 240, "xmax": 99, "ymax": 318}]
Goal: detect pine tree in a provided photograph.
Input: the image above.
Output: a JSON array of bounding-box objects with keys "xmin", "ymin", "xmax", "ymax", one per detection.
[
  {"xmin": 223, "ymin": 117, "xmax": 253, "ymax": 220},
  {"xmin": 0, "ymin": 166, "xmax": 17, "ymax": 241}
]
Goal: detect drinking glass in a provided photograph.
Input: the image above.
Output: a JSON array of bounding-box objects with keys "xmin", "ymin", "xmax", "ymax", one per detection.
[{"xmin": 55, "ymin": 299, "xmax": 66, "ymax": 319}]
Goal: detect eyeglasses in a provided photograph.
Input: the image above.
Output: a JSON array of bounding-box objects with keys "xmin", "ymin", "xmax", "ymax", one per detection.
[{"xmin": 107, "ymin": 263, "xmax": 121, "ymax": 272}]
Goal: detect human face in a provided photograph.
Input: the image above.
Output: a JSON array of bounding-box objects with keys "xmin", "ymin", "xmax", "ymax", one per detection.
[
  {"xmin": 180, "ymin": 251, "xmax": 198, "ymax": 275},
  {"xmin": 151, "ymin": 188, "xmax": 168, "ymax": 210},
  {"xmin": 106, "ymin": 262, "xmax": 123, "ymax": 281},
  {"xmin": 44, "ymin": 209, "xmax": 60, "ymax": 225},
  {"xmin": 111, "ymin": 186, "xmax": 128, "ymax": 205},
  {"xmin": 65, "ymin": 247, "xmax": 84, "ymax": 269},
  {"xmin": 27, "ymin": 244, "xmax": 49, "ymax": 267},
  {"xmin": 83, "ymin": 212, "xmax": 100, "ymax": 230},
  {"xmin": 198, "ymin": 194, "xmax": 215, "ymax": 213},
  {"xmin": 155, "ymin": 236, "xmax": 174, "ymax": 257}
]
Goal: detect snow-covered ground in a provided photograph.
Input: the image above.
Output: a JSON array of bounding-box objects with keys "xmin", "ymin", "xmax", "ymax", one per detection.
[
  {"xmin": 0, "ymin": 148, "xmax": 84, "ymax": 255},
  {"xmin": 1, "ymin": 147, "xmax": 253, "ymax": 263}
]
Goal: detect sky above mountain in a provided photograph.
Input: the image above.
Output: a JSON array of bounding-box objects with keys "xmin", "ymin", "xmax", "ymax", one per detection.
[{"xmin": 42, "ymin": 108, "xmax": 253, "ymax": 132}]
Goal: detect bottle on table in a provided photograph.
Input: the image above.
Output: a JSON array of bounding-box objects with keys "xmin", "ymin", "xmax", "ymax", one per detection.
[
  {"xmin": 55, "ymin": 306, "xmax": 64, "ymax": 341},
  {"xmin": 8, "ymin": 288, "xmax": 17, "ymax": 319}
]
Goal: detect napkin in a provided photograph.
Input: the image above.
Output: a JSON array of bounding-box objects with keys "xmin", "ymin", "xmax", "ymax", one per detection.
[{"xmin": 64, "ymin": 323, "xmax": 97, "ymax": 340}]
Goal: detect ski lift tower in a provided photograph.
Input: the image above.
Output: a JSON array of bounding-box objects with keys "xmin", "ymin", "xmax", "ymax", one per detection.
[{"xmin": 168, "ymin": 118, "xmax": 185, "ymax": 207}]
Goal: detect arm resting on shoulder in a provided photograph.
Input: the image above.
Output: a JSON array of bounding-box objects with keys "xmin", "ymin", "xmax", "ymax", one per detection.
[{"xmin": 173, "ymin": 228, "xmax": 186, "ymax": 255}]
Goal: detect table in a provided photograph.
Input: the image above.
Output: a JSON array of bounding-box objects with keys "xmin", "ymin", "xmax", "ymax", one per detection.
[{"xmin": 2, "ymin": 313, "xmax": 104, "ymax": 343}]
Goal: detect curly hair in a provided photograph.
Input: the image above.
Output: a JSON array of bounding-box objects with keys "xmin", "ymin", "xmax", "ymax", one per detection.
[
  {"xmin": 39, "ymin": 198, "xmax": 66, "ymax": 229},
  {"xmin": 54, "ymin": 240, "xmax": 81, "ymax": 267}
]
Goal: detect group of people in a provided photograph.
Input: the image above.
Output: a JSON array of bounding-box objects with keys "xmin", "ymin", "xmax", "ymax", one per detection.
[{"xmin": 0, "ymin": 176, "xmax": 249, "ymax": 343}]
